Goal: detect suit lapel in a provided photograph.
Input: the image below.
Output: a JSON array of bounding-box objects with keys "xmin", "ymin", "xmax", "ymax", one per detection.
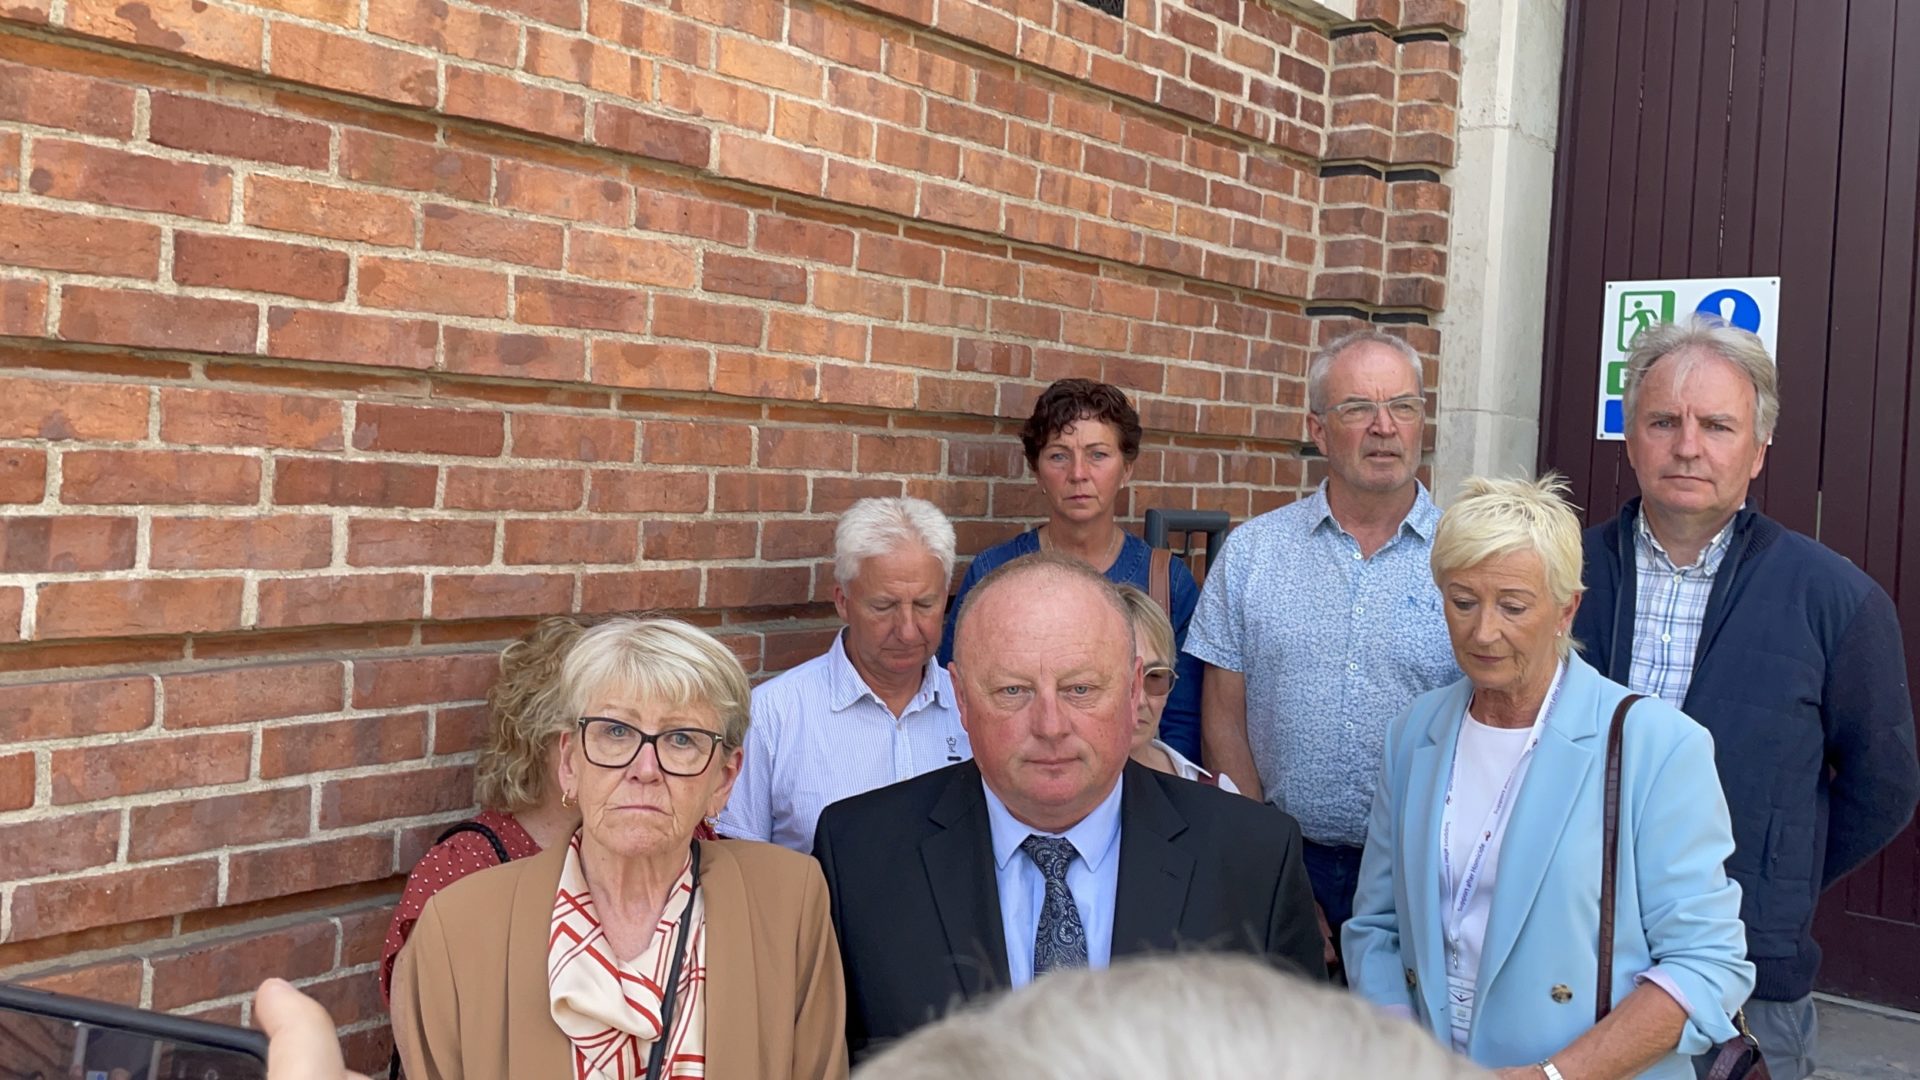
[
  {"xmin": 1405, "ymin": 681, "xmax": 1467, "ymax": 1026},
  {"xmin": 1473, "ymin": 660, "xmax": 1605, "ymax": 996},
  {"xmin": 696, "ymin": 842, "xmax": 757, "ymax": 1078},
  {"xmin": 919, "ymin": 763, "xmax": 1011, "ymax": 996},
  {"xmin": 506, "ymin": 844, "xmax": 573, "ymax": 1078},
  {"xmin": 1111, "ymin": 763, "xmax": 1195, "ymax": 954}
]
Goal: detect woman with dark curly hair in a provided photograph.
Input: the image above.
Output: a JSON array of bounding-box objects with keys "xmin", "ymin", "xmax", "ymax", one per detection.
[{"xmin": 935, "ymin": 378, "xmax": 1206, "ymax": 761}]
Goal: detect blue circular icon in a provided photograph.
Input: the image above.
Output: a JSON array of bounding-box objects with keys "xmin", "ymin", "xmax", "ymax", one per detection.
[{"xmin": 1695, "ymin": 289, "xmax": 1762, "ymax": 332}]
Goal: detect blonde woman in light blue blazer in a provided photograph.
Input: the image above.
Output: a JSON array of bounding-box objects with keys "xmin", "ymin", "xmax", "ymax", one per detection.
[{"xmin": 1344, "ymin": 476, "xmax": 1752, "ymax": 1080}]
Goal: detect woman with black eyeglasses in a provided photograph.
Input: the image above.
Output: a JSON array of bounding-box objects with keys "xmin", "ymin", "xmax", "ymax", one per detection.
[
  {"xmin": 390, "ymin": 615, "xmax": 849, "ymax": 1080},
  {"xmin": 1116, "ymin": 586, "xmax": 1241, "ymax": 793}
]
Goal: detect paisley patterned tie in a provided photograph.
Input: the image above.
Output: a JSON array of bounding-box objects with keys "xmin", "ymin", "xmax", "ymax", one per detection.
[{"xmin": 1020, "ymin": 834, "xmax": 1088, "ymax": 977}]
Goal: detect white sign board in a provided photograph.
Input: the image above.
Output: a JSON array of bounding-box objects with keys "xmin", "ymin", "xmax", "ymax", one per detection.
[{"xmin": 1596, "ymin": 276, "xmax": 1780, "ymax": 440}]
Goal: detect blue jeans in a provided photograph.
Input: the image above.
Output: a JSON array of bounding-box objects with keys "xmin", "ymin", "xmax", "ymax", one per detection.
[
  {"xmin": 1694, "ymin": 995, "xmax": 1816, "ymax": 1080},
  {"xmin": 1301, "ymin": 839, "xmax": 1365, "ymax": 961}
]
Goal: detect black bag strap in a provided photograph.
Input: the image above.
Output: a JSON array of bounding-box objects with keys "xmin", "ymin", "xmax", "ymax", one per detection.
[
  {"xmin": 434, "ymin": 819, "xmax": 513, "ymax": 865},
  {"xmin": 1595, "ymin": 694, "xmax": 1644, "ymax": 1024}
]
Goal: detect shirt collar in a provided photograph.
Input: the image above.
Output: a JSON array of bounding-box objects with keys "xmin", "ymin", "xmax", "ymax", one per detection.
[
  {"xmin": 1306, "ymin": 480, "xmax": 1440, "ymax": 541},
  {"xmin": 981, "ymin": 772, "xmax": 1126, "ymax": 873},
  {"xmin": 1634, "ymin": 510, "xmax": 1734, "ymax": 574},
  {"xmin": 825, "ymin": 630, "xmax": 951, "ymax": 713}
]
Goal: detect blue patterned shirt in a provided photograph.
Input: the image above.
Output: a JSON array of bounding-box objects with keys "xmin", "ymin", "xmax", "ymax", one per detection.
[
  {"xmin": 1626, "ymin": 511, "xmax": 1733, "ymax": 708},
  {"xmin": 1183, "ymin": 483, "xmax": 1459, "ymax": 847},
  {"xmin": 715, "ymin": 630, "xmax": 967, "ymax": 853}
]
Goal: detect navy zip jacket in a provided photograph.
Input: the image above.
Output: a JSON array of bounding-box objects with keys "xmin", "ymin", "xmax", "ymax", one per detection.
[{"xmin": 1573, "ymin": 499, "xmax": 1919, "ymax": 1002}]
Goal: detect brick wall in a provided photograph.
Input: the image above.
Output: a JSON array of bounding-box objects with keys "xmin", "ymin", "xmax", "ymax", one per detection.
[{"xmin": 0, "ymin": 0, "xmax": 1461, "ymax": 1065}]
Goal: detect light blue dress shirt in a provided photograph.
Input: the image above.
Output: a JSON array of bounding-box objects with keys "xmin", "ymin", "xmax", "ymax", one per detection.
[
  {"xmin": 1183, "ymin": 482, "xmax": 1459, "ymax": 846},
  {"xmin": 715, "ymin": 630, "xmax": 966, "ymax": 853},
  {"xmin": 981, "ymin": 775, "xmax": 1124, "ymax": 988}
]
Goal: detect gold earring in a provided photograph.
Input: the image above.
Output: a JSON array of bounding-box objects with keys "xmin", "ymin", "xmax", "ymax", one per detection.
[{"xmin": 561, "ymin": 789, "xmax": 576, "ymax": 808}]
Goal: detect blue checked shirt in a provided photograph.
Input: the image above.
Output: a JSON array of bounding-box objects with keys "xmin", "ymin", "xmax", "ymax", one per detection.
[
  {"xmin": 715, "ymin": 631, "xmax": 968, "ymax": 854},
  {"xmin": 1626, "ymin": 512, "xmax": 1733, "ymax": 708},
  {"xmin": 1183, "ymin": 483, "xmax": 1460, "ymax": 847}
]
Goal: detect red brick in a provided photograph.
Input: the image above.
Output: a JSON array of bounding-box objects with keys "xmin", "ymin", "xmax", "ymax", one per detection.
[
  {"xmin": 37, "ymin": 578, "xmax": 244, "ymax": 640},
  {"xmin": 446, "ymin": 328, "xmax": 586, "ymax": 382},
  {"xmin": 270, "ymin": 23, "xmax": 438, "ymax": 106},
  {"xmin": 658, "ymin": 65, "xmax": 770, "ymax": 129},
  {"xmin": 226, "ymin": 833, "xmax": 396, "ymax": 905},
  {"xmin": 368, "ymin": 0, "xmax": 517, "ymax": 65},
  {"xmin": 495, "ymin": 160, "xmax": 629, "ymax": 226},
  {"xmin": 273, "ymin": 458, "xmax": 436, "ymax": 508},
  {"xmin": 0, "ymin": 515, "xmax": 136, "ymax": 572},
  {"xmin": 525, "ymin": 27, "xmax": 645, "ymax": 96},
  {"xmin": 828, "ymin": 68, "xmax": 921, "ymax": 126},
  {"xmin": 592, "ymin": 103, "xmax": 713, "ymax": 168},
  {"xmin": 813, "ymin": 270, "xmax": 902, "ymax": 319},
  {"xmin": 58, "ymin": 286, "xmax": 257, "ymax": 355},
  {"xmin": 443, "ymin": 465, "xmax": 585, "ymax": 510},
  {"xmin": 653, "ymin": 296, "xmax": 763, "ymax": 346},
  {"xmin": 160, "ymin": 388, "xmax": 343, "ymax": 450},
  {"xmin": 715, "ymin": 472, "xmax": 807, "ymax": 512},
  {"xmin": 631, "ymin": 188, "xmax": 751, "ymax": 245},
  {"xmin": 128, "ymin": 787, "xmax": 310, "ymax": 860},
  {"xmin": 148, "ymin": 93, "xmax": 328, "ymax": 168},
  {"xmin": 713, "ymin": 131, "xmax": 823, "ymax": 196},
  {"xmin": 714, "ymin": 351, "xmax": 818, "ymax": 401},
  {"xmin": 246, "ymin": 175, "xmax": 414, "ymax": 246},
  {"xmin": 1, "ymin": 676, "xmax": 152, "ymax": 743},
  {"xmin": 0, "ymin": 752, "xmax": 33, "ymax": 811},
  {"xmin": 0, "ymin": 375, "xmax": 148, "ymax": 441},
  {"xmin": 431, "ymin": 572, "xmax": 572, "ymax": 619},
  {"xmin": 0, "ymin": 130, "xmax": 14, "ymax": 190},
  {"xmin": 504, "ymin": 519, "xmax": 637, "ymax": 564},
  {"xmin": 0, "ymin": 810, "xmax": 119, "ymax": 878},
  {"xmin": 257, "ymin": 573, "xmax": 425, "ymax": 628},
  {"xmin": 516, "ymin": 277, "xmax": 647, "ymax": 333},
  {"xmin": 0, "ymin": 58, "xmax": 135, "ymax": 137},
  {"xmin": 51, "ymin": 729, "xmax": 249, "ymax": 804},
  {"xmin": 10, "ymin": 861, "xmax": 219, "ymax": 941},
  {"xmin": 67, "ymin": 0, "xmax": 261, "ymax": 67},
  {"xmin": 151, "ymin": 921, "xmax": 338, "ymax": 1012},
  {"xmin": 28, "ymin": 139, "xmax": 230, "ymax": 220},
  {"xmin": 581, "ymin": 568, "xmax": 701, "ymax": 612},
  {"xmin": 341, "ymin": 130, "xmax": 491, "ymax": 201},
  {"xmin": 566, "ymin": 230, "xmax": 698, "ymax": 289},
  {"xmin": 768, "ymin": 312, "xmax": 866, "ymax": 360},
  {"xmin": 586, "ymin": 469, "xmax": 709, "ymax": 513},
  {"xmin": 642, "ymin": 520, "xmax": 756, "ymax": 560},
  {"xmin": 510, "ymin": 412, "xmax": 635, "ymax": 462},
  {"xmin": 424, "ymin": 204, "xmax": 564, "ymax": 268},
  {"xmin": 642, "ymin": 419, "xmax": 751, "ymax": 465},
  {"xmin": 0, "ymin": 203, "xmax": 160, "ymax": 278},
  {"xmin": 260, "ymin": 711, "xmax": 427, "ymax": 778},
  {"xmin": 171, "ymin": 232, "xmax": 347, "ymax": 302},
  {"xmin": 820, "ymin": 362, "xmax": 915, "ymax": 408},
  {"xmin": 353, "ymin": 402, "xmax": 504, "ymax": 456},
  {"xmin": 445, "ymin": 65, "xmax": 585, "ymax": 140},
  {"xmin": 0, "ymin": 451, "xmax": 43, "ymax": 504},
  {"xmin": 705, "ymin": 565, "xmax": 810, "ymax": 607},
  {"xmin": 347, "ymin": 518, "xmax": 494, "ymax": 567},
  {"xmin": 351, "ymin": 652, "xmax": 495, "ymax": 708},
  {"xmin": 265, "ymin": 307, "xmax": 439, "ymax": 371},
  {"xmin": 0, "ymin": 277, "xmax": 45, "ymax": 337},
  {"xmin": 321, "ymin": 763, "xmax": 472, "ymax": 827},
  {"xmin": 161, "ymin": 659, "xmax": 343, "ymax": 731},
  {"xmin": 62, "ymin": 449, "xmax": 260, "ymax": 505},
  {"xmin": 354, "ymin": 256, "xmax": 505, "ymax": 318},
  {"xmin": 757, "ymin": 427, "xmax": 854, "ymax": 470}
]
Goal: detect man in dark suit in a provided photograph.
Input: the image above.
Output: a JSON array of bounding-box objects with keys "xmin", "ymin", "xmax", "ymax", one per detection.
[{"xmin": 814, "ymin": 552, "xmax": 1324, "ymax": 1060}]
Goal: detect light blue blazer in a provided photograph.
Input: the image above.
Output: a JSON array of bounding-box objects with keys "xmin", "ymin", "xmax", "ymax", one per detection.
[{"xmin": 1343, "ymin": 655, "xmax": 1753, "ymax": 1077}]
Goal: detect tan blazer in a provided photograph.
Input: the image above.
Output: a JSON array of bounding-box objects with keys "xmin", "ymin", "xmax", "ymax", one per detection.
[{"xmin": 391, "ymin": 838, "xmax": 849, "ymax": 1080}]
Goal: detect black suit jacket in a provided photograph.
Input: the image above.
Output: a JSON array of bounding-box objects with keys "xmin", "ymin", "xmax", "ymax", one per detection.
[{"xmin": 812, "ymin": 760, "xmax": 1325, "ymax": 1059}]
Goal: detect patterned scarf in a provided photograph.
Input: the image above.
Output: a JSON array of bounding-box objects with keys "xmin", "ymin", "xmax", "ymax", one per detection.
[{"xmin": 548, "ymin": 834, "xmax": 707, "ymax": 1079}]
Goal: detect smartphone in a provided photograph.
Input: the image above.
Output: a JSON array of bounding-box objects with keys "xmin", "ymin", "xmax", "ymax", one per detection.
[{"xmin": 0, "ymin": 981, "xmax": 268, "ymax": 1080}]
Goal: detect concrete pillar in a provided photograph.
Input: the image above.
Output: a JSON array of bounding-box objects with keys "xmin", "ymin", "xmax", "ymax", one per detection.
[{"xmin": 1432, "ymin": 0, "xmax": 1566, "ymax": 500}]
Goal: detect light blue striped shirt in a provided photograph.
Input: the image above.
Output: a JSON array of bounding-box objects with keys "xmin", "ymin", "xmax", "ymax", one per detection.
[
  {"xmin": 715, "ymin": 630, "xmax": 966, "ymax": 854},
  {"xmin": 1183, "ymin": 482, "xmax": 1459, "ymax": 847},
  {"xmin": 982, "ymin": 775, "xmax": 1124, "ymax": 988}
]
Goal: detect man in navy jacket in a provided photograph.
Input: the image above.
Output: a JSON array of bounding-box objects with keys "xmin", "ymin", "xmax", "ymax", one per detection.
[{"xmin": 1572, "ymin": 315, "xmax": 1919, "ymax": 1079}]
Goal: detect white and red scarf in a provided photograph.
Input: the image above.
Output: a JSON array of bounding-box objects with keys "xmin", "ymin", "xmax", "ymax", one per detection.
[{"xmin": 548, "ymin": 834, "xmax": 707, "ymax": 1079}]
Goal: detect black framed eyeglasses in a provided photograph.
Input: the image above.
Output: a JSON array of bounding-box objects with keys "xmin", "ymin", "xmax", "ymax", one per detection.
[
  {"xmin": 1144, "ymin": 665, "xmax": 1177, "ymax": 695},
  {"xmin": 577, "ymin": 718, "xmax": 726, "ymax": 776}
]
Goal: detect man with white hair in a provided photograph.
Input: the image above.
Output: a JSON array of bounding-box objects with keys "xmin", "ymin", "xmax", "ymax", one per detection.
[
  {"xmin": 1572, "ymin": 314, "xmax": 1920, "ymax": 1079},
  {"xmin": 717, "ymin": 496, "xmax": 968, "ymax": 853}
]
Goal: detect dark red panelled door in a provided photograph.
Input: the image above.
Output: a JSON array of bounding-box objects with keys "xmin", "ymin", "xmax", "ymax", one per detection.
[{"xmin": 1538, "ymin": 0, "xmax": 1920, "ymax": 1008}]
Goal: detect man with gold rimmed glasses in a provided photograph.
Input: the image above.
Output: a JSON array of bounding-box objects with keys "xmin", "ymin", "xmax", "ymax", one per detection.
[{"xmin": 1185, "ymin": 328, "xmax": 1460, "ymax": 975}]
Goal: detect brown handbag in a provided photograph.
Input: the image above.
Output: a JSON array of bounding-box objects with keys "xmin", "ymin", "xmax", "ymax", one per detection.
[{"xmin": 1597, "ymin": 695, "xmax": 1769, "ymax": 1080}]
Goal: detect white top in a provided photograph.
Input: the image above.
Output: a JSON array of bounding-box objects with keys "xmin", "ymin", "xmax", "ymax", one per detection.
[
  {"xmin": 1438, "ymin": 662, "xmax": 1564, "ymax": 1052},
  {"xmin": 1153, "ymin": 739, "xmax": 1242, "ymax": 794},
  {"xmin": 714, "ymin": 631, "xmax": 966, "ymax": 853}
]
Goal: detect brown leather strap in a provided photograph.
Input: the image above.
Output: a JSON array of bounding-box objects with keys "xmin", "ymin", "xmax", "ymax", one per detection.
[
  {"xmin": 1149, "ymin": 547, "xmax": 1172, "ymax": 615},
  {"xmin": 1595, "ymin": 693, "xmax": 1644, "ymax": 1025}
]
